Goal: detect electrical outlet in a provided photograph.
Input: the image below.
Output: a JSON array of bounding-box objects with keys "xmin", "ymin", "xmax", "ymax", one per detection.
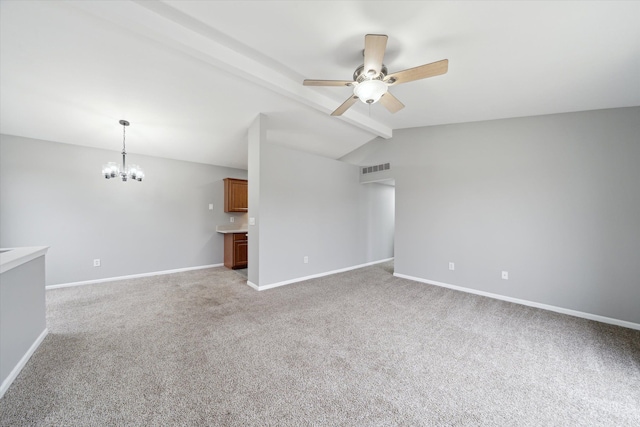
[
  {"xmin": 304, "ymin": 256, "xmax": 309, "ymax": 264},
  {"xmin": 249, "ymin": 217, "xmax": 255, "ymax": 226},
  {"xmin": 208, "ymin": 204, "xmax": 213, "ymax": 210},
  {"xmin": 230, "ymin": 217, "xmax": 235, "ymax": 223},
  {"xmin": 449, "ymin": 262, "xmax": 455, "ymax": 271},
  {"xmin": 502, "ymin": 271, "xmax": 509, "ymax": 280},
  {"xmin": 93, "ymin": 259, "xmax": 101, "ymax": 267}
]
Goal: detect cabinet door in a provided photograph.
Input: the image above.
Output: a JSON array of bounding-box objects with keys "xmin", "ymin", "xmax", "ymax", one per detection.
[
  {"xmin": 224, "ymin": 233, "xmax": 248, "ymax": 269},
  {"xmin": 234, "ymin": 240, "xmax": 248, "ymax": 268},
  {"xmin": 224, "ymin": 178, "xmax": 248, "ymax": 212},
  {"xmin": 223, "ymin": 233, "xmax": 235, "ymax": 269}
]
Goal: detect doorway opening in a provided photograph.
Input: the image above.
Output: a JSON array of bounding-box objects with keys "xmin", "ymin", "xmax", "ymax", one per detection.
[{"xmin": 363, "ymin": 179, "xmax": 395, "ymax": 274}]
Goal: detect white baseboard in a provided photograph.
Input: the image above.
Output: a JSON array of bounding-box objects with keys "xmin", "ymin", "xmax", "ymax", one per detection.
[
  {"xmin": 0, "ymin": 328, "xmax": 48, "ymax": 399},
  {"xmin": 46, "ymin": 264, "xmax": 224, "ymax": 290},
  {"xmin": 248, "ymin": 258, "xmax": 394, "ymax": 291},
  {"xmin": 394, "ymin": 273, "xmax": 640, "ymax": 331}
]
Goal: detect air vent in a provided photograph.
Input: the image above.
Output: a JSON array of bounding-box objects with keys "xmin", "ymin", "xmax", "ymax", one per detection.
[{"xmin": 362, "ymin": 163, "xmax": 391, "ymax": 174}]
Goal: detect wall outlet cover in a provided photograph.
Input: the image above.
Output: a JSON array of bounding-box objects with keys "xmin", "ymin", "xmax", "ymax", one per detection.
[
  {"xmin": 230, "ymin": 217, "xmax": 235, "ymax": 223},
  {"xmin": 249, "ymin": 217, "xmax": 256, "ymax": 225},
  {"xmin": 502, "ymin": 271, "xmax": 509, "ymax": 280},
  {"xmin": 93, "ymin": 259, "xmax": 101, "ymax": 267},
  {"xmin": 449, "ymin": 262, "xmax": 455, "ymax": 271}
]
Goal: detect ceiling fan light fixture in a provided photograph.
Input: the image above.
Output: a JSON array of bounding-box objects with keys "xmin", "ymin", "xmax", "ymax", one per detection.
[
  {"xmin": 303, "ymin": 34, "xmax": 447, "ymax": 116},
  {"xmin": 354, "ymin": 79, "xmax": 387, "ymax": 104}
]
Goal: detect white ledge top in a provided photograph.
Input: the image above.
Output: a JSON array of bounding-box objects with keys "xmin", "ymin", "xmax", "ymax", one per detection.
[
  {"xmin": 216, "ymin": 225, "xmax": 248, "ymax": 234},
  {"xmin": 0, "ymin": 246, "xmax": 49, "ymax": 274}
]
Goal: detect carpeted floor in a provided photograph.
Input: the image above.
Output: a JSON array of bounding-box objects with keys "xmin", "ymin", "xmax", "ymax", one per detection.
[{"xmin": 1, "ymin": 261, "xmax": 639, "ymax": 426}]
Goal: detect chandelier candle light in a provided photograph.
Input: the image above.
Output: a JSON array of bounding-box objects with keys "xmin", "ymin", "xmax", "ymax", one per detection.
[{"xmin": 102, "ymin": 119, "xmax": 144, "ymax": 182}]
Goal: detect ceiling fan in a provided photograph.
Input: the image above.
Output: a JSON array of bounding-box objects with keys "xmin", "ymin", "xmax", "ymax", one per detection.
[{"xmin": 303, "ymin": 34, "xmax": 448, "ymax": 116}]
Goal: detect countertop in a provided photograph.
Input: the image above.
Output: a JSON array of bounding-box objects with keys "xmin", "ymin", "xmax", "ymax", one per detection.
[
  {"xmin": 0, "ymin": 246, "xmax": 49, "ymax": 274},
  {"xmin": 216, "ymin": 225, "xmax": 248, "ymax": 234}
]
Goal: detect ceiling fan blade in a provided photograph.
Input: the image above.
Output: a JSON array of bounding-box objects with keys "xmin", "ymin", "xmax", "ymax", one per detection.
[
  {"xmin": 363, "ymin": 34, "xmax": 388, "ymax": 76},
  {"xmin": 379, "ymin": 91, "xmax": 405, "ymax": 114},
  {"xmin": 331, "ymin": 95, "xmax": 358, "ymax": 116},
  {"xmin": 303, "ymin": 79, "xmax": 354, "ymax": 87},
  {"xmin": 386, "ymin": 59, "xmax": 448, "ymax": 85}
]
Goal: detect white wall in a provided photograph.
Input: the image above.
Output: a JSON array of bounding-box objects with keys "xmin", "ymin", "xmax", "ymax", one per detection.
[
  {"xmin": 341, "ymin": 107, "xmax": 640, "ymax": 325},
  {"xmin": 0, "ymin": 134, "xmax": 247, "ymax": 285}
]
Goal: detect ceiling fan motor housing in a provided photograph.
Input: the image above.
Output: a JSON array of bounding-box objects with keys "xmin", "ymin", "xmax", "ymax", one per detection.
[{"xmin": 353, "ymin": 64, "xmax": 388, "ymax": 83}]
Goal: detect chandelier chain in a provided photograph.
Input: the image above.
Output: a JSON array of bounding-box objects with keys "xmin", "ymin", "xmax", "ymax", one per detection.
[{"xmin": 122, "ymin": 123, "xmax": 126, "ymax": 154}]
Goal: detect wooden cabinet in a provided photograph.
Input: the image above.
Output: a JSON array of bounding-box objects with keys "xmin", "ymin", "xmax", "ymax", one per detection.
[
  {"xmin": 224, "ymin": 233, "xmax": 248, "ymax": 269},
  {"xmin": 223, "ymin": 178, "xmax": 248, "ymax": 212}
]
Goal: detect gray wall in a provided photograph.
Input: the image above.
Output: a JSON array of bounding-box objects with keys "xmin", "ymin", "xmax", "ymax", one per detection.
[
  {"xmin": 255, "ymin": 140, "xmax": 394, "ymax": 287},
  {"xmin": 0, "ymin": 256, "xmax": 46, "ymax": 389},
  {"xmin": 247, "ymin": 114, "xmax": 266, "ymax": 286},
  {"xmin": 0, "ymin": 134, "xmax": 247, "ymax": 285},
  {"xmin": 341, "ymin": 107, "xmax": 640, "ymax": 324}
]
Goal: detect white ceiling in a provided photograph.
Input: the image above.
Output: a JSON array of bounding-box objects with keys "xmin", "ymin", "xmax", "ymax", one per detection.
[{"xmin": 1, "ymin": 1, "xmax": 639, "ymax": 169}]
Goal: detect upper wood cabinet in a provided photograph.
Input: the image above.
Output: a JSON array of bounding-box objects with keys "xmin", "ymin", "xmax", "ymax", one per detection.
[{"xmin": 223, "ymin": 178, "xmax": 248, "ymax": 212}]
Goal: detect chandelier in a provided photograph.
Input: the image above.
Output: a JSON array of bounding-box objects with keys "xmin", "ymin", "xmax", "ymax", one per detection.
[{"xmin": 102, "ymin": 120, "xmax": 144, "ymax": 182}]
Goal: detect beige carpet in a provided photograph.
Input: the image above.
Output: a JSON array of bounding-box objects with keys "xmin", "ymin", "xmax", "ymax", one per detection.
[{"xmin": 1, "ymin": 261, "xmax": 639, "ymax": 426}]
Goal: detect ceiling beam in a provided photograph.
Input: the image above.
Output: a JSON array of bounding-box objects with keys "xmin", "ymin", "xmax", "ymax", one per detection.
[{"xmin": 68, "ymin": 1, "xmax": 393, "ymax": 139}]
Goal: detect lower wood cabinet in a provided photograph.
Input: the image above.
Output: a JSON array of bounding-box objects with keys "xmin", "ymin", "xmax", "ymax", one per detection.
[{"xmin": 224, "ymin": 232, "xmax": 248, "ymax": 269}]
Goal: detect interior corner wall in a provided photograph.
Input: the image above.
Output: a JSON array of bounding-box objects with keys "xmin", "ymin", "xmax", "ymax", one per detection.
[
  {"xmin": 255, "ymin": 141, "xmax": 393, "ymax": 287},
  {"xmin": 341, "ymin": 107, "xmax": 640, "ymax": 325},
  {"xmin": 0, "ymin": 134, "xmax": 247, "ymax": 286}
]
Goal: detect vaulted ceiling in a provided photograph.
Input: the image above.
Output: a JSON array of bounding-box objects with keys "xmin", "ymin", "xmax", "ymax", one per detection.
[{"xmin": 1, "ymin": 1, "xmax": 638, "ymax": 169}]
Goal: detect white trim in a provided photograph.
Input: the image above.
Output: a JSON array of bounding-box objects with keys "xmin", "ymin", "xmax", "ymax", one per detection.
[
  {"xmin": 46, "ymin": 264, "xmax": 224, "ymax": 290},
  {"xmin": 393, "ymin": 273, "xmax": 640, "ymax": 331},
  {"xmin": 248, "ymin": 258, "xmax": 394, "ymax": 291},
  {"xmin": 0, "ymin": 328, "xmax": 48, "ymax": 399}
]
